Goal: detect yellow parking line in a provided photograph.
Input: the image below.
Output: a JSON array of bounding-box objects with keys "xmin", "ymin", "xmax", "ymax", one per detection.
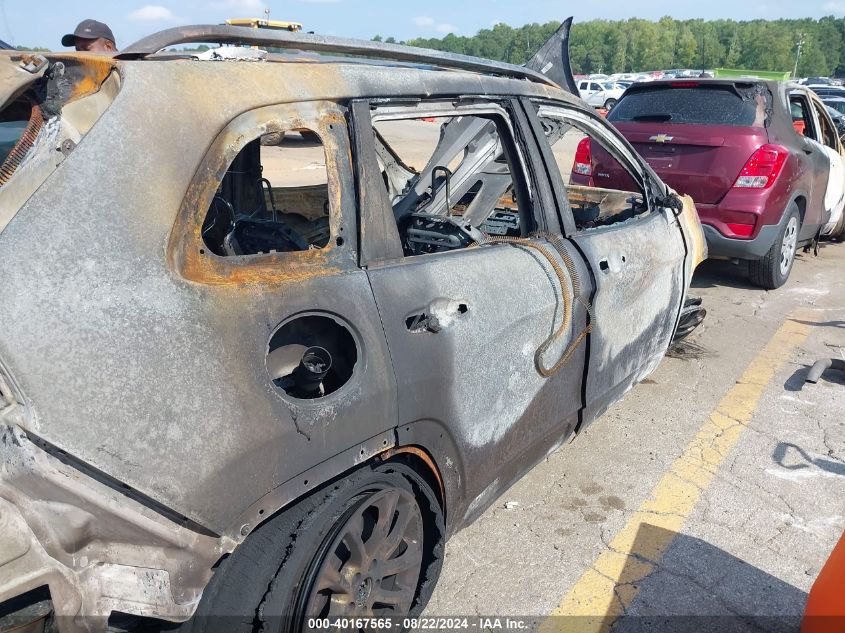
[{"xmin": 540, "ymin": 313, "xmax": 813, "ymax": 633}]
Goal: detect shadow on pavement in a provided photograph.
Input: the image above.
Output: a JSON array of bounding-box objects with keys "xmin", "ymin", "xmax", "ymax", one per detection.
[
  {"xmin": 690, "ymin": 252, "xmax": 817, "ymax": 291},
  {"xmin": 609, "ymin": 523, "xmax": 806, "ymax": 633},
  {"xmin": 791, "ymin": 319, "xmax": 845, "ymax": 329},
  {"xmin": 690, "ymin": 260, "xmax": 757, "ymax": 290},
  {"xmin": 773, "ymin": 442, "xmax": 845, "ymax": 477},
  {"xmin": 784, "ymin": 365, "xmax": 812, "ymax": 391},
  {"xmin": 785, "ymin": 365, "xmax": 845, "ymax": 391}
]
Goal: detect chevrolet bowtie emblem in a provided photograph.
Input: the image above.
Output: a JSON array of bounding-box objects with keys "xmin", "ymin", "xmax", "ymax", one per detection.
[{"xmin": 649, "ymin": 134, "xmax": 674, "ymax": 143}]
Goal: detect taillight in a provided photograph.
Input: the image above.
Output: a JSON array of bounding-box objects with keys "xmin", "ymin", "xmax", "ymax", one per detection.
[
  {"xmin": 733, "ymin": 144, "xmax": 789, "ymax": 189},
  {"xmin": 573, "ymin": 137, "xmax": 592, "ymax": 176}
]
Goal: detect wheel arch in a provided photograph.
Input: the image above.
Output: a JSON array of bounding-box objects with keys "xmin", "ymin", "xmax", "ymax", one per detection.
[
  {"xmin": 792, "ymin": 193, "xmax": 807, "ymax": 223},
  {"xmin": 227, "ymin": 421, "xmax": 464, "ymax": 551},
  {"xmin": 378, "ymin": 445, "xmax": 446, "ymax": 515},
  {"xmin": 394, "ymin": 420, "xmax": 468, "ymax": 537}
]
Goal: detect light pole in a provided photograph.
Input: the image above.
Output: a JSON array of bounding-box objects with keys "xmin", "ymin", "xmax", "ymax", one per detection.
[{"xmin": 793, "ymin": 34, "xmax": 806, "ymax": 79}]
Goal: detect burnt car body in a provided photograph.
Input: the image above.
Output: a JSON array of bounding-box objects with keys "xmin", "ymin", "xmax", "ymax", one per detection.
[{"xmin": 0, "ymin": 24, "xmax": 705, "ymax": 632}]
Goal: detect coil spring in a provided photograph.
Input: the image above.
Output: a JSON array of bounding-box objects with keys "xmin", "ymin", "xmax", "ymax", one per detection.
[
  {"xmin": 473, "ymin": 231, "xmax": 594, "ymax": 377},
  {"xmin": 0, "ymin": 100, "xmax": 44, "ymax": 188}
]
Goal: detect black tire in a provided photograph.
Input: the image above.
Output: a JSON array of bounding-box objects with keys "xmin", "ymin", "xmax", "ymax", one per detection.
[
  {"xmin": 603, "ymin": 98, "xmax": 618, "ymax": 110},
  {"xmin": 748, "ymin": 204, "xmax": 801, "ymax": 289},
  {"xmin": 182, "ymin": 462, "xmax": 444, "ymax": 633}
]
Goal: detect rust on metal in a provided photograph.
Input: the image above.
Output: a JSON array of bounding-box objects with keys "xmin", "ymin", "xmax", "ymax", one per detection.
[
  {"xmin": 0, "ymin": 102, "xmax": 42, "ymax": 187},
  {"xmin": 380, "ymin": 445, "xmax": 446, "ymax": 508},
  {"xmin": 169, "ymin": 104, "xmax": 349, "ymax": 286},
  {"xmin": 44, "ymin": 53, "xmax": 118, "ymax": 103}
]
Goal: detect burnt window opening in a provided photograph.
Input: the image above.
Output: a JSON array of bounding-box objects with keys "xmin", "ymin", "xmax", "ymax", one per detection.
[
  {"xmin": 0, "ymin": 98, "xmax": 43, "ymax": 187},
  {"xmin": 201, "ymin": 129, "xmax": 331, "ymax": 257},
  {"xmin": 790, "ymin": 95, "xmax": 818, "ymax": 140},
  {"xmin": 266, "ymin": 314, "xmax": 358, "ymax": 400},
  {"xmin": 815, "ymin": 104, "xmax": 839, "ymax": 149},
  {"xmin": 538, "ymin": 111, "xmax": 647, "ymax": 232},
  {"xmin": 371, "ymin": 113, "xmax": 532, "ymax": 258}
]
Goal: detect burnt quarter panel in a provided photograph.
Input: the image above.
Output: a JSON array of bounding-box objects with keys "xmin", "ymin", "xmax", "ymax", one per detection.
[{"xmin": 0, "ymin": 87, "xmax": 396, "ymax": 537}]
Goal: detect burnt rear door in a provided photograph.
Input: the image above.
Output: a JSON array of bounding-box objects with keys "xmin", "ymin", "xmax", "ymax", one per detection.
[
  {"xmin": 530, "ymin": 102, "xmax": 689, "ymax": 426},
  {"xmin": 789, "ymin": 91, "xmax": 834, "ymax": 237},
  {"xmin": 353, "ymin": 99, "xmax": 590, "ymax": 528}
]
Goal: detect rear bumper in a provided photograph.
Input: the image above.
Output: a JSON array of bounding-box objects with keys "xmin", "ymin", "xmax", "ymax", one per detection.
[
  {"xmin": 0, "ymin": 416, "xmax": 230, "ymax": 633},
  {"xmin": 701, "ymin": 215, "xmax": 786, "ymax": 259},
  {"xmin": 695, "ymin": 188, "xmax": 794, "ymax": 260}
]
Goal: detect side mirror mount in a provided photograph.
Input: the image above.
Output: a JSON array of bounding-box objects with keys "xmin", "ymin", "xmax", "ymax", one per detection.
[{"xmin": 657, "ymin": 191, "xmax": 685, "ymax": 216}]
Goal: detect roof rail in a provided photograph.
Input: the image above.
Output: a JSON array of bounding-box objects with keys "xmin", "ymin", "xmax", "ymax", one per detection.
[{"xmin": 115, "ymin": 25, "xmax": 558, "ymax": 87}]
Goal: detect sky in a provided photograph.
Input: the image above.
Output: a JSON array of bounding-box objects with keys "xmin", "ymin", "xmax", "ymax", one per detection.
[{"xmin": 3, "ymin": 0, "xmax": 845, "ymax": 49}]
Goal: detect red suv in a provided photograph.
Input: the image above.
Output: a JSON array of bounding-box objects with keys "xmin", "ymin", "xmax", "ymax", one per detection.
[{"xmin": 574, "ymin": 79, "xmax": 832, "ymax": 288}]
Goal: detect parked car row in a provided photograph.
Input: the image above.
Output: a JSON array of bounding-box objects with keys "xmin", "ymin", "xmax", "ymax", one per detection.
[
  {"xmin": 576, "ymin": 69, "xmax": 712, "ymax": 86},
  {"xmin": 576, "ymin": 78, "xmax": 627, "ymax": 109},
  {"xmin": 574, "ymin": 77, "xmax": 845, "ymax": 288}
]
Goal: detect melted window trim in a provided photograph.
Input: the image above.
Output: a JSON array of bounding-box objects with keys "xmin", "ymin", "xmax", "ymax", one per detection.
[
  {"xmin": 0, "ymin": 62, "xmax": 121, "ymax": 234},
  {"xmin": 367, "ymin": 99, "xmax": 540, "ymax": 259},
  {"xmin": 534, "ymin": 103, "xmax": 659, "ymax": 232},
  {"xmin": 168, "ymin": 100, "xmax": 358, "ymax": 286}
]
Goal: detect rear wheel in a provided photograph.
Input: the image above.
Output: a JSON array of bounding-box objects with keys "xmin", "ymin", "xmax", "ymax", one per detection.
[
  {"xmin": 748, "ymin": 205, "xmax": 800, "ymax": 289},
  {"xmin": 183, "ymin": 462, "xmax": 444, "ymax": 633}
]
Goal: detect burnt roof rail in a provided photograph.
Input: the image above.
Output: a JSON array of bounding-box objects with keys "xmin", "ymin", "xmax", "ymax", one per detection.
[{"xmin": 115, "ymin": 25, "xmax": 559, "ymax": 87}]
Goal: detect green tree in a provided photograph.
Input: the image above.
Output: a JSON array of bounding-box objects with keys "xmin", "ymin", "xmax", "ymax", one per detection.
[
  {"xmin": 389, "ymin": 16, "xmax": 845, "ymax": 76},
  {"xmin": 676, "ymin": 26, "xmax": 698, "ymax": 68}
]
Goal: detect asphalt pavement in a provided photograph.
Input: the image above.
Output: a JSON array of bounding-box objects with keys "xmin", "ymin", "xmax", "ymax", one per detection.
[{"xmin": 422, "ymin": 241, "xmax": 845, "ymax": 632}]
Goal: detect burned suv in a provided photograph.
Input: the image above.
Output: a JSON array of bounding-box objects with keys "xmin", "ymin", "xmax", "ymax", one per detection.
[{"xmin": 0, "ymin": 22, "xmax": 705, "ymax": 633}]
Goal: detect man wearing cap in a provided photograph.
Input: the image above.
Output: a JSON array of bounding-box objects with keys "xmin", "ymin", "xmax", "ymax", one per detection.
[{"xmin": 62, "ymin": 19, "xmax": 116, "ymax": 52}]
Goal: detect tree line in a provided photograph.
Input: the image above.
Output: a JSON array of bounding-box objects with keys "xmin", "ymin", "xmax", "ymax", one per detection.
[{"xmin": 374, "ymin": 16, "xmax": 845, "ymax": 77}]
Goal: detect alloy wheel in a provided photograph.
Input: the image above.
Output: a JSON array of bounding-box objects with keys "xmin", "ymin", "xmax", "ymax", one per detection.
[
  {"xmin": 780, "ymin": 216, "xmax": 799, "ymax": 275},
  {"xmin": 304, "ymin": 488, "xmax": 424, "ymax": 620}
]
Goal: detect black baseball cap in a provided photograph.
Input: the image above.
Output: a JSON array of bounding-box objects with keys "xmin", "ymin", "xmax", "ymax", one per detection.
[{"xmin": 61, "ymin": 19, "xmax": 115, "ymax": 47}]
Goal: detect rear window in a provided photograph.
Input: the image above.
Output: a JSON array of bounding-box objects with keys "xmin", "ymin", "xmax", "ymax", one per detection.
[
  {"xmin": 608, "ymin": 85, "xmax": 770, "ymax": 127},
  {"xmin": 824, "ymin": 100, "xmax": 845, "ymax": 115}
]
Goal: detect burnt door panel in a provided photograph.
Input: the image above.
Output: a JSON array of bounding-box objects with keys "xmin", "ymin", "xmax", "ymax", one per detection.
[
  {"xmin": 571, "ymin": 209, "xmax": 686, "ymax": 425},
  {"xmin": 790, "ymin": 93, "xmax": 830, "ymax": 237},
  {"xmin": 367, "ymin": 241, "xmax": 588, "ymax": 527},
  {"xmin": 527, "ymin": 103, "xmax": 687, "ymax": 428}
]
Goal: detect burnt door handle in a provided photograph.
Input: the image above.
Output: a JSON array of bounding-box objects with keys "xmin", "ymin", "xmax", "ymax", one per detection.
[
  {"xmin": 405, "ymin": 312, "xmax": 442, "ymax": 333},
  {"xmin": 598, "ymin": 255, "xmax": 626, "ymax": 273},
  {"xmin": 405, "ymin": 302, "xmax": 468, "ymax": 333}
]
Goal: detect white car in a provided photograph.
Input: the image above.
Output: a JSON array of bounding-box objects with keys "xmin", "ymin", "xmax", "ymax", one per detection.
[
  {"xmin": 577, "ymin": 80, "xmax": 626, "ymax": 110},
  {"xmin": 791, "ymin": 88, "xmax": 845, "ymax": 237}
]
